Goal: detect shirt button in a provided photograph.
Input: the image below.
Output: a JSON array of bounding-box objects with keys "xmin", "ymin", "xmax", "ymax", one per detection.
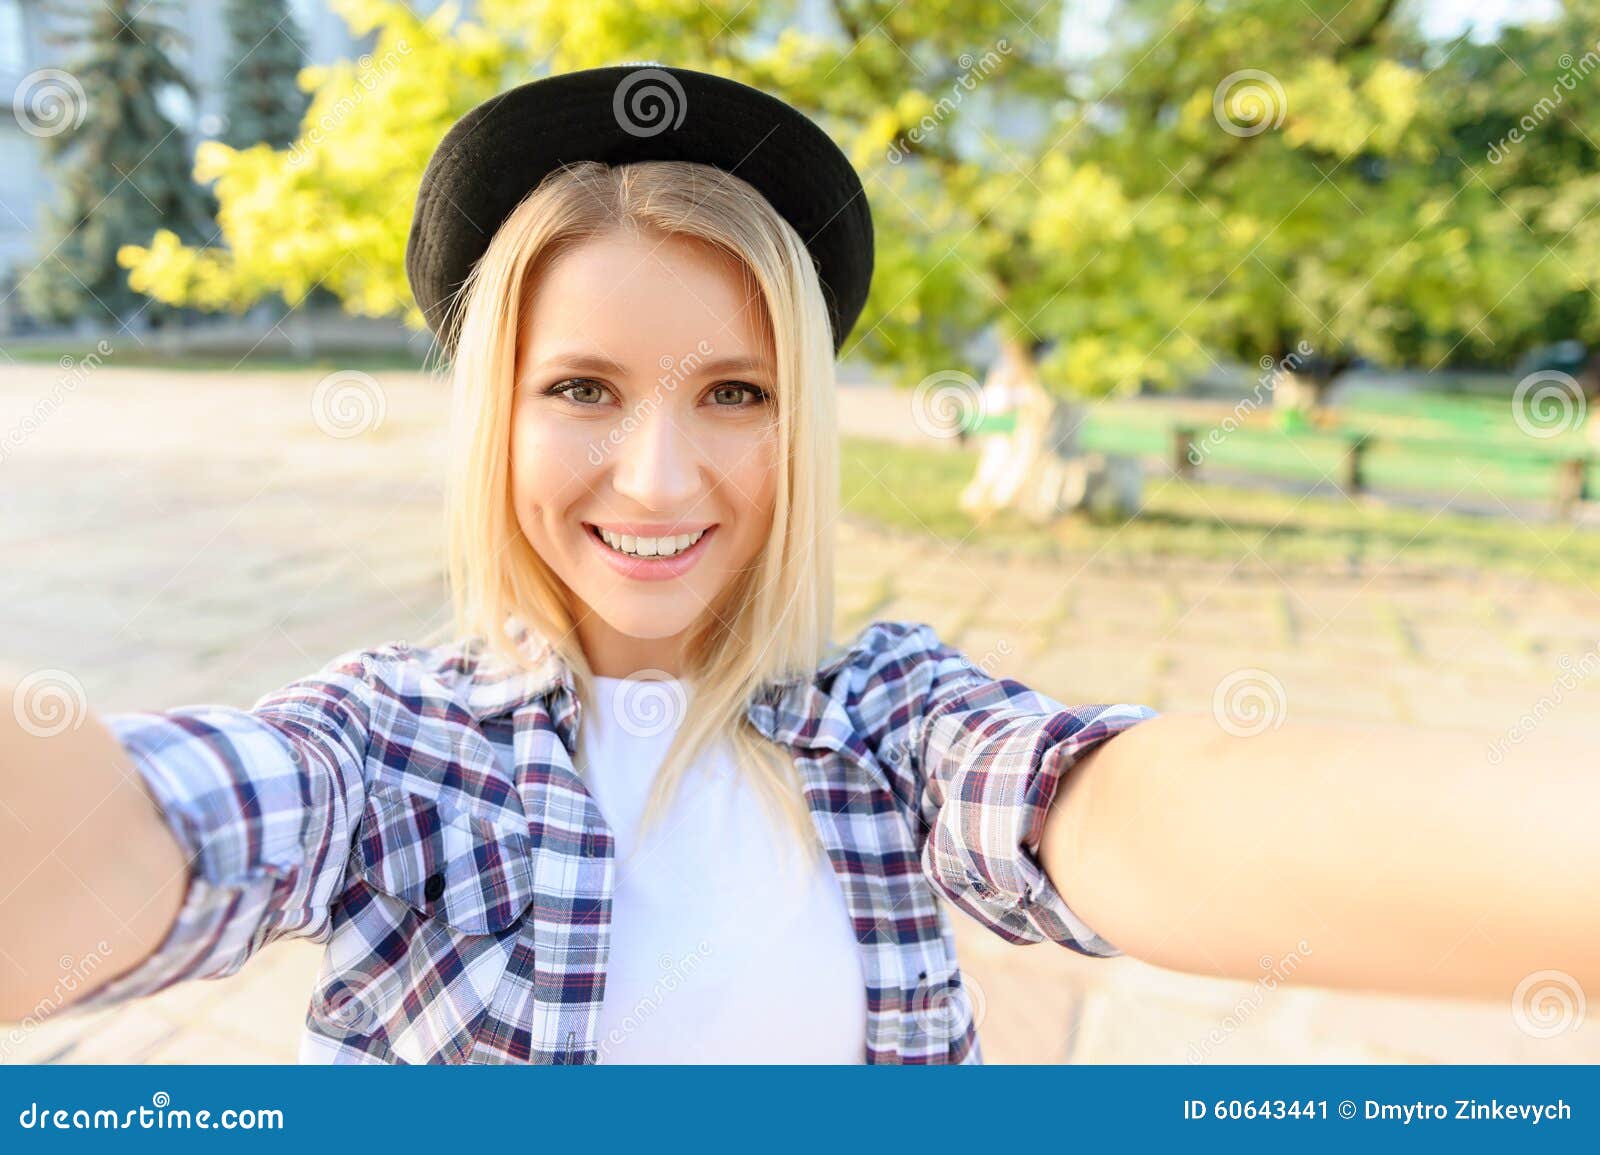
[{"xmin": 423, "ymin": 872, "xmax": 446, "ymax": 902}]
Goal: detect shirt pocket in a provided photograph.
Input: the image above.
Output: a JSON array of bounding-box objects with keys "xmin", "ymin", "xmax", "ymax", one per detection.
[
  {"xmin": 308, "ymin": 782, "xmax": 536, "ymax": 1062},
  {"xmin": 353, "ymin": 778, "xmax": 536, "ymax": 935}
]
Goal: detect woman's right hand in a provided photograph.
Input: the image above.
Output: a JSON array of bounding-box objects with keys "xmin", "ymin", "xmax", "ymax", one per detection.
[{"xmin": 0, "ymin": 684, "xmax": 187, "ymax": 1021}]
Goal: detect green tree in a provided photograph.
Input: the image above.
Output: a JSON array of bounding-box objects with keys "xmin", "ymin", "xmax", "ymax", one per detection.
[
  {"xmin": 1139, "ymin": 0, "xmax": 1551, "ymax": 408},
  {"xmin": 220, "ymin": 0, "xmax": 311, "ymax": 150},
  {"xmin": 24, "ymin": 0, "xmax": 215, "ymax": 328},
  {"xmin": 505, "ymin": 0, "xmax": 1551, "ymax": 503},
  {"xmin": 120, "ymin": 0, "xmax": 1566, "ymax": 514},
  {"xmin": 122, "ymin": 0, "xmax": 511, "ymax": 320},
  {"xmin": 1438, "ymin": 0, "xmax": 1600, "ymax": 357}
]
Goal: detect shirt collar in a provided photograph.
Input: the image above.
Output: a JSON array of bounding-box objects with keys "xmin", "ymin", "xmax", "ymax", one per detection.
[
  {"xmin": 457, "ymin": 616, "xmax": 861, "ymax": 755},
  {"xmin": 458, "ymin": 618, "xmax": 579, "ymax": 744}
]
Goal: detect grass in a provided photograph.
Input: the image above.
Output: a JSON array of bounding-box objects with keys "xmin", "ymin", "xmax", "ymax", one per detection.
[
  {"xmin": 1080, "ymin": 389, "xmax": 1600, "ymax": 504},
  {"xmin": 840, "ymin": 435, "xmax": 1600, "ymax": 590}
]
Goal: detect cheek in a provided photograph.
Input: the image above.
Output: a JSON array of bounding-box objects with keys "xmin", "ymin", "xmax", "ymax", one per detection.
[
  {"xmin": 510, "ymin": 410, "xmax": 596, "ymax": 530},
  {"xmin": 720, "ymin": 426, "xmax": 779, "ymax": 533}
]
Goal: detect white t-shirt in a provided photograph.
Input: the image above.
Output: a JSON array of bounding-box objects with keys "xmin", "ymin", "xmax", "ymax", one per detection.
[{"xmin": 581, "ymin": 674, "xmax": 867, "ymax": 1063}]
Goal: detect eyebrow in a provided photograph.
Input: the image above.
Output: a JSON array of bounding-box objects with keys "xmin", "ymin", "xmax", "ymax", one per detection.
[{"xmin": 529, "ymin": 352, "xmax": 773, "ymax": 378}]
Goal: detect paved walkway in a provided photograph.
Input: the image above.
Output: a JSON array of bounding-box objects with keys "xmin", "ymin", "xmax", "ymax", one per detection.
[{"xmin": 1, "ymin": 365, "xmax": 1596, "ymax": 1063}]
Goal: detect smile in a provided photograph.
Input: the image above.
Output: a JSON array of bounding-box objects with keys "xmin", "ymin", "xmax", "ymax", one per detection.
[
  {"xmin": 593, "ymin": 526, "xmax": 706, "ymax": 558},
  {"xmin": 583, "ymin": 522, "xmax": 718, "ymax": 581}
]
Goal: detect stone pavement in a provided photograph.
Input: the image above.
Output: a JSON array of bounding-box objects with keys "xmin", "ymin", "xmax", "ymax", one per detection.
[{"xmin": 1, "ymin": 364, "xmax": 1596, "ymax": 1063}]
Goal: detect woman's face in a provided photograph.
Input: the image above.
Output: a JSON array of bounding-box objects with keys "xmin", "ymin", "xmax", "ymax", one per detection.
[{"xmin": 510, "ymin": 229, "xmax": 780, "ymax": 677}]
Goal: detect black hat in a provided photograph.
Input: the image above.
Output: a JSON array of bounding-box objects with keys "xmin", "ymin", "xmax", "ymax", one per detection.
[{"xmin": 406, "ymin": 63, "xmax": 875, "ymax": 357}]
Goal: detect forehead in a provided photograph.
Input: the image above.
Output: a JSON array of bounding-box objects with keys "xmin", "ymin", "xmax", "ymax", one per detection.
[{"xmin": 520, "ymin": 230, "xmax": 771, "ymax": 363}]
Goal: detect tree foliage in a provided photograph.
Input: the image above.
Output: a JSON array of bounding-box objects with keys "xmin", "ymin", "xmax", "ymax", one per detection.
[
  {"xmin": 24, "ymin": 0, "xmax": 215, "ymax": 326},
  {"xmin": 220, "ymin": 0, "xmax": 311, "ymax": 150},
  {"xmin": 119, "ymin": 0, "xmax": 1595, "ymax": 396}
]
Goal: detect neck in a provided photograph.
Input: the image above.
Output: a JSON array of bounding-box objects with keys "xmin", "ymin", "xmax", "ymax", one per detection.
[{"xmin": 575, "ymin": 612, "xmax": 691, "ymax": 678}]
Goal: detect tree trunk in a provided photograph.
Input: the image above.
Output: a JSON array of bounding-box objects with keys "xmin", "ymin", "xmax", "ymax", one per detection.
[{"xmin": 1275, "ymin": 365, "xmax": 1343, "ymax": 418}]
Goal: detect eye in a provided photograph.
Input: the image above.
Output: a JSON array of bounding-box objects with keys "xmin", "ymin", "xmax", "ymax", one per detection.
[
  {"xmin": 707, "ymin": 382, "xmax": 770, "ymax": 407},
  {"xmin": 546, "ymin": 378, "xmax": 611, "ymax": 405}
]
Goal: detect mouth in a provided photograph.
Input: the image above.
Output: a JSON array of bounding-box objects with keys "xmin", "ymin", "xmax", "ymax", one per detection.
[{"xmin": 582, "ymin": 522, "xmax": 718, "ymax": 580}]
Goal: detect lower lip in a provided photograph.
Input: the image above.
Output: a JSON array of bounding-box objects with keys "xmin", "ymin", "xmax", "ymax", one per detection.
[{"xmin": 584, "ymin": 525, "xmax": 716, "ymax": 581}]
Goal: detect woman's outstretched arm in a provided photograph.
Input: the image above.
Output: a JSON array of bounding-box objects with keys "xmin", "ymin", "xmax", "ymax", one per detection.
[
  {"xmin": 0, "ymin": 649, "xmax": 376, "ymax": 1022},
  {"xmin": 1040, "ymin": 711, "xmax": 1599, "ymax": 1003},
  {"xmin": 0, "ymin": 698, "xmax": 188, "ymax": 1019}
]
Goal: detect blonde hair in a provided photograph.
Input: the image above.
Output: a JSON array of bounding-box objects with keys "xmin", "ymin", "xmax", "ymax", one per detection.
[{"xmin": 433, "ymin": 159, "xmax": 840, "ymax": 860}]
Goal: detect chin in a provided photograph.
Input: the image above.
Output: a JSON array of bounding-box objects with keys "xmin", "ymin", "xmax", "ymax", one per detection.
[{"xmin": 591, "ymin": 600, "xmax": 702, "ymax": 642}]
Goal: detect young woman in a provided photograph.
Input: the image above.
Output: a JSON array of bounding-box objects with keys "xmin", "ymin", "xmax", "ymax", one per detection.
[{"xmin": 2, "ymin": 65, "xmax": 1595, "ymax": 1065}]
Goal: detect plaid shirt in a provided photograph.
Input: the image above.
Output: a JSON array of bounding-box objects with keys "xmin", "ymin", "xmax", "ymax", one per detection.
[{"xmin": 79, "ymin": 619, "xmax": 1155, "ymax": 1064}]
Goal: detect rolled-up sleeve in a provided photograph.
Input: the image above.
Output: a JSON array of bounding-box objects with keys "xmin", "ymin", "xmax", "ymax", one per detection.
[
  {"xmin": 857, "ymin": 622, "xmax": 1156, "ymax": 955},
  {"xmin": 70, "ymin": 651, "xmax": 375, "ymax": 1010}
]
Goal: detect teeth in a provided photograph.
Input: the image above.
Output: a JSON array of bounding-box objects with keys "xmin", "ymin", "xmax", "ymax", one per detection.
[{"xmin": 596, "ymin": 527, "xmax": 706, "ymax": 558}]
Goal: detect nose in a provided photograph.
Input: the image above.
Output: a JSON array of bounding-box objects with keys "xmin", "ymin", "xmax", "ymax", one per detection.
[{"xmin": 608, "ymin": 408, "xmax": 704, "ymax": 510}]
